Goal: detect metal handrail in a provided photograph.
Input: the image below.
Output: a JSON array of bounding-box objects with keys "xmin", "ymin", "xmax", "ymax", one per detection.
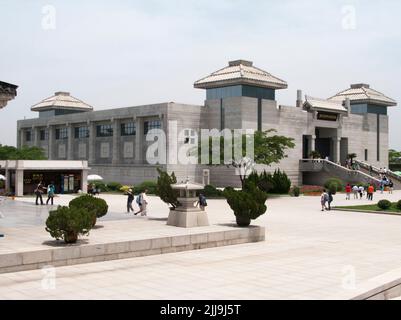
[
  {"xmin": 300, "ymin": 159, "xmax": 381, "ymax": 182},
  {"xmin": 355, "ymin": 160, "xmax": 401, "ymax": 182}
]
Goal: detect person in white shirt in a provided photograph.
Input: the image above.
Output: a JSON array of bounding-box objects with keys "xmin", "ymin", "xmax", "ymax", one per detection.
[
  {"xmin": 358, "ymin": 185, "xmax": 365, "ymax": 199},
  {"xmin": 134, "ymin": 189, "xmax": 149, "ymax": 216},
  {"xmin": 352, "ymin": 185, "xmax": 359, "ymax": 199}
]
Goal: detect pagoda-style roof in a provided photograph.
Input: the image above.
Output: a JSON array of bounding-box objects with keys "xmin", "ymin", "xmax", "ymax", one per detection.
[
  {"xmin": 31, "ymin": 91, "xmax": 93, "ymax": 112},
  {"xmin": 194, "ymin": 60, "xmax": 288, "ymax": 90},
  {"xmin": 328, "ymin": 83, "xmax": 397, "ymax": 107},
  {"xmin": 0, "ymin": 81, "xmax": 18, "ymax": 109},
  {"xmin": 304, "ymin": 96, "xmax": 347, "ymax": 114}
]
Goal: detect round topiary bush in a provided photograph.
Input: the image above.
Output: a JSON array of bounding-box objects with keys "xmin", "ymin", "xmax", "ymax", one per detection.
[
  {"xmin": 396, "ymin": 200, "xmax": 401, "ymax": 210},
  {"xmin": 45, "ymin": 206, "xmax": 93, "ymax": 243},
  {"xmin": 224, "ymin": 182, "xmax": 268, "ymax": 227},
  {"xmin": 324, "ymin": 178, "xmax": 344, "ymax": 192},
  {"xmin": 69, "ymin": 194, "xmax": 108, "ymax": 226},
  {"xmin": 292, "ymin": 186, "xmax": 300, "ymax": 197},
  {"xmin": 378, "ymin": 200, "xmax": 392, "ymax": 210}
]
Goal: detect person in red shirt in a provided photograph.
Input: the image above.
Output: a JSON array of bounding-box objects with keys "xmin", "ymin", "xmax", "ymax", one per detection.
[
  {"xmin": 367, "ymin": 184, "xmax": 375, "ymax": 201},
  {"xmin": 345, "ymin": 183, "xmax": 352, "ymax": 200}
]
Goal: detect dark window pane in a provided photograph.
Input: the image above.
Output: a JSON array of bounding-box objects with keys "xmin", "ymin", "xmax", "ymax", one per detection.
[
  {"xmin": 121, "ymin": 122, "xmax": 136, "ymax": 136},
  {"xmin": 96, "ymin": 124, "xmax": 113, "ymax": 137}
]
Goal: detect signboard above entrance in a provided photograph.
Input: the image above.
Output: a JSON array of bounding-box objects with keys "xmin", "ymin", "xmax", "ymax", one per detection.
[{"xmin": 317, "ymin": 112, "xmax": 338, "ymax": 121}]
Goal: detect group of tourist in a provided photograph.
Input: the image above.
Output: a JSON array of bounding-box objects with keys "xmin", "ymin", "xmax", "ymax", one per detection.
[
  {"xmin": 34, "ymin": 181, "xmax": 56, "ymax": 206},
  {"xmin": 320, "ymin": 180, "xmax": 391, "ymax": 211},
  {"xmin": 345, "ymin": 183, "xmax": 376, "ymax": 201},
  {"xmin": 125, "ymin": 188, "xmax": 149, "ymax": 216}
]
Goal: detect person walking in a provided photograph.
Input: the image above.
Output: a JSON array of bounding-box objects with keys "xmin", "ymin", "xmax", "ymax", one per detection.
[
  {"xmin": 320, "ymin": 189, "xmax": 328, "ymax": 211},
  {"xmin": 126, "ymin": 188, "xmax": 134, "ymax": 213},
  {"xmin": 389, "ymin": 180, "xmax": 394, "ymax": 194},
  {"xmin": 327, "ymin": 190, "xmax": 334, "ymax": 211},
  {"xmin": 34, "ymin": 181, "xmax": 45, "ymax": 205},
  {"xmin": 352, "ymin": 185, "xmax": 359, "ymax": 199},
  {"xmin": 358, "ymin": 185, "xmax": 364, "ymax": 199},
  {"xmin": 367, "ymin": 184, "xmax": 375, "ymax": 201},
  {"xmin": 380, "ymin": 180, "xmax": 385, "ymax": 194},
  {"xmin": 345, "ymin": 184, "xmax": 352, "ymax": 200},
  {"xmin": 46, "ymin": 181, "xmax": 55, "ymax": 205},
  {"xmin": 196, "ymin": 193, "xmax": 208, "ymax": 211},
  {"xmin": 134, "ymin": 189, "xmax": 149, "ymax": 216}
]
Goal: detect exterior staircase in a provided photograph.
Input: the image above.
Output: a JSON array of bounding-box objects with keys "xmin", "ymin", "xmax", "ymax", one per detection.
[
  {"xmin": 354, "ymin": 160, "xmax": 401, "ymax": 190},
  {"xmin": 299, "ymin": 159, "xmax": 382, "ymax": 187}
]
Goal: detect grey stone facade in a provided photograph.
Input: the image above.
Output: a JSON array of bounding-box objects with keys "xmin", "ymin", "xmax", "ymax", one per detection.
[{"xmin": 16, "ymin": 60, "xmax": 396, "ymax": 187}]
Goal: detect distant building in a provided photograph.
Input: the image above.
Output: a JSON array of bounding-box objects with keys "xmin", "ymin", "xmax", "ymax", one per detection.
[{"xmin": 16, "ymin": 60, "xmax": 397, "ymax": 186}]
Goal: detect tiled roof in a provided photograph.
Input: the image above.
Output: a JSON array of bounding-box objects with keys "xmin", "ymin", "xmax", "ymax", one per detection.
[
  {"xmin": 31, "ymin": 92, "xmax": 93, "ymax": 112},
  {"xmin": 304, "ymin": 96, "xmax": 348, "ymax": 113},
  {"xmin": 194, "ymin": 60, "xmax": 288, "ymax": 90},
  {"xmin": 328, "ymin": 84, "xmax": 397, "ymax": 107}
]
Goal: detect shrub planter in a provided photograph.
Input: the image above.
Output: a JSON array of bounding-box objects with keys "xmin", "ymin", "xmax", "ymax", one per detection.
[
  {"xmin": 224, "ymin": 182, "xmax": 268, "ymax": 228},
  {"xmin": 69, "ymin": 194, "xmax": 108, "ymax": 227},
  {"xmin": 236, "ymin": 215, "xmax": 251, "ymax": 227},
  {"xmin": 45, "ymin": 206, "xmax": 93, "ymax": 244}
]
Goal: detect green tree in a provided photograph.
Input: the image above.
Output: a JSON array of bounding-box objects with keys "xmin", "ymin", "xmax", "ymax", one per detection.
[
  {"xmin": 196, "ymin": 130, "xmax": 295, "ymax": 187},
  {"xmin": 389, "ymin": 149, "xmax": 401, "ymax": 163},
  {"xmin": 0, "ymin": 144, "xmax": 46, "ymax": 160},
  {"xmin": 156, "ymin": 168, "xmax": 180, "ymax": 209}
]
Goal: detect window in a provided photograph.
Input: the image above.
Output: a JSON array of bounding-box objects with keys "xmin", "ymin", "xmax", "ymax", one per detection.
[
  {"xmin": 365, "ymin": 149, "xmax": 368, "ymax": 161},
  {"xmin": 144, "ymin": 120, "xmax": 161, "ymax": 135},
  {"xmin": 40, "ymin": 129, "xmax": 48, "ymax": 141},
  {"xmin": 96, "ymin": 124, "xmax": 113, "ymax": 137},
  {"xmin": 121, "ymin": 122, "xmax": 136, "ymax": 136},
  {"xmin": 55, "ymin": 128, "xmax": 68, "ymax": 140},
  {"xmin": 25, "ymin": 130, "xmax": 32, "ymax": 142},
  {"xmin": 75, "ymin": 126, "xmax": 89, "ymax": 139},
  {"xmin": 183, "ymin": 129, "xmax": 197, "ymax": 145}
]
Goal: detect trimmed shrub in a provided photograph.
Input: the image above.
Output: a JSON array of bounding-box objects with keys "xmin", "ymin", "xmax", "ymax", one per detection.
[
  {"xmin": 292, "ymin": 186, "xmax": 300, "ymax": 197},
  {"xmin": 135, "ymin": 181, "xmax": 158, "ymax": 195},
  {"xmin": 202, "ymin": 185, "xmax": 224, "ymax": 198},
  {"xmin": 45, "ymin": 206, "xmax": 93, "ymax": 243},
  {"xmin": 223, "ymin": 183, "xmax": 268, "ymax": 221},
  {"xmin": 378, "ymin": 200, "xmax": 392, "ymax": 210},
  {"xmin": 107, "ymin": 182, "xmax": 122, "ymax": 192},
  {"xmin": 257, "ymin": 171, "xmax": 274, "ymax": 193},
  {"xmin": 91, "ymin": 181, "xmax": 108, "ymax": 192},
  {"xmin": 156, "ymin": 168, "xmax": 179, "ymax": 209},
  {"xmin": 397, "ymin": 200, "xmax": 401, "ymax": 210},
  {"xmin": 324, "ymin": 178, "xmax": 344, "ymax": 192},
  {"xmin": 270, "ymin": 169, "xmax": 291, "ymax": 194},
  {"xmin": 69, "ymin": 194, "xmax": 108, "ymax": 219}
]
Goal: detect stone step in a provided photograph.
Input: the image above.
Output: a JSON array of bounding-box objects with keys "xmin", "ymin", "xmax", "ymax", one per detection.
[{"xmin": 0, "ymin": 226, "xmax": 265, "ymax": 274}]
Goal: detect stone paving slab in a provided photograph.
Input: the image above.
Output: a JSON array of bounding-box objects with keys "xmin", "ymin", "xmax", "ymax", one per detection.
[{"xmin": 2, "ymin": 191, "xmax": 401, "ymax": 299}]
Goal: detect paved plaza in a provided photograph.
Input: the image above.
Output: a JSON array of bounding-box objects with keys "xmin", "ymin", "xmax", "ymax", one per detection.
[{"xmin": 1, "ymin": 191, "xmax": 401, "ymax": 299}]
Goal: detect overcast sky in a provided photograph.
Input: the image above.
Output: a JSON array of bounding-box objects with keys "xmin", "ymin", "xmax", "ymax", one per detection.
[{"xmin": 1, "ymin": 0, "xmax": 400, "ymax": 149}]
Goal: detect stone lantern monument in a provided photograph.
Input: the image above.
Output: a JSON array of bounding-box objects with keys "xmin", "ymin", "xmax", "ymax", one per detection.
[{"xmin": 167, "ymin": 180, "xmax": 209, "ymax": 228}]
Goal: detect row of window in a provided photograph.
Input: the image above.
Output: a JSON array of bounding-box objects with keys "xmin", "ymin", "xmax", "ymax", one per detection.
[{"xmin": 24, "ymin": 121, "xmax": 161, "ymax": 141}]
